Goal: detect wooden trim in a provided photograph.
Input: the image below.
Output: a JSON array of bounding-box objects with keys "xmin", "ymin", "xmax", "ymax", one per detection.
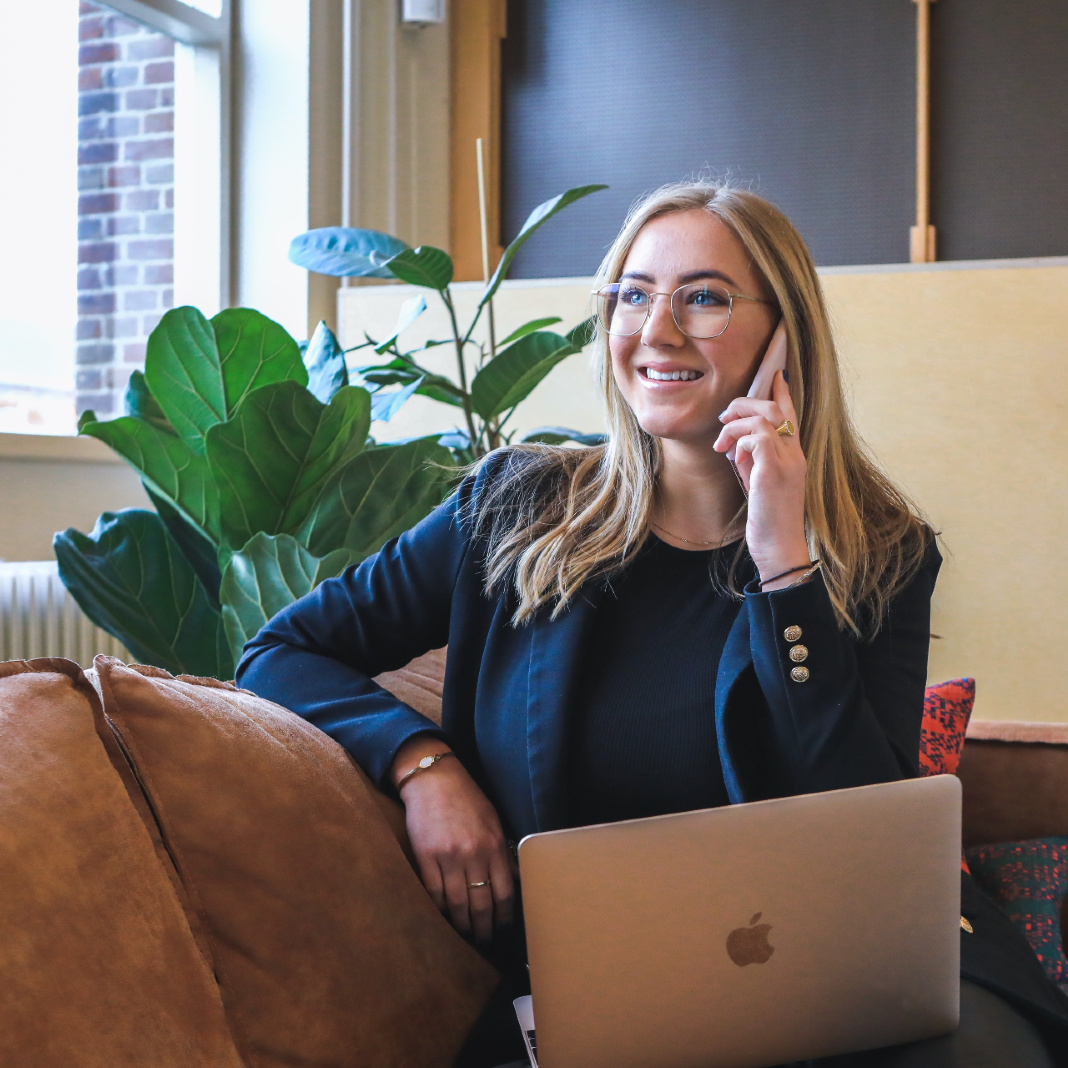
[
  {"xmin": 910, "ymin": 0, "xmax": 936, "ymax": 263},
  {"xmin": 450, "ymin": 0, "xmax": 506, "ymax": 282},
  {"xmin": 966, "ymin": 721, "xmax": 1068, "ymax": 746}
]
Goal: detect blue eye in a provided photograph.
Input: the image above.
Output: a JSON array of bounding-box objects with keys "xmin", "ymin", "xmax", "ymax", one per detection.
[
  {"xmin": 618, "ymin": 285, "xmax": 648, "ymax": 307},
  {"xmin": 687, "ymin": 287, "xmax": 727, "ymax": 307}
]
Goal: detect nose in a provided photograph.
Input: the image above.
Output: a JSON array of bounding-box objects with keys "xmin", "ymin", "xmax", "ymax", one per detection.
[{"xmin": 640, "ymin": 292, "xmax": 684, "ymax": 349}]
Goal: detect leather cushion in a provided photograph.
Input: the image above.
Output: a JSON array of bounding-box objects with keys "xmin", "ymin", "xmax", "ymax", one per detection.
[
  {"xmin": 0, "ymin": 659, "xmax": 243, "ymax": 1068},
  {"xmin": 92, "ymin": 655, "xmax": 497, "ymax": 1068}
]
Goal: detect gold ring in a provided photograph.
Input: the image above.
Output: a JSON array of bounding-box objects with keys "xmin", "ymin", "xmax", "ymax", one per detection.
[
  {"xmin": 466, "ymin": 880, "xmax": 491, "ymax": 889},
  {"xmin": 775, "ymin": 419, "xmax": 796, "ymax": 437}
]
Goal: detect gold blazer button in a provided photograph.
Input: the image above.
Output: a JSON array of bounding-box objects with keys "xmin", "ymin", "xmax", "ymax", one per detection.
[
  {"xmin": 783, "ymin": 625, "xmax": 802, "ymax": 642},
  {"xmin": 790, "ymin": 666, "xmax": 810, "ymax": 683},
  {"xmin": 789, "ymin": 644, "xmax": 809, "ymax": 663}
]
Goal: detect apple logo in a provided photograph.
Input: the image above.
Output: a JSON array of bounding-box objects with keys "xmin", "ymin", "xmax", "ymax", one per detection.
[{"xmin": 726, "ymin": 912, "xmax": 775, "ymax": 966}]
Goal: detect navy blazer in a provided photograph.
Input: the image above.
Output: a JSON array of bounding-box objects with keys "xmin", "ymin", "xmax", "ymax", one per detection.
[
  {"xmin": 237, "ymin": 457, "xmax": 1068, "ymax": 1047},
  {"xmin": 237, "ymin": 459, "xmax": 938, "ymax": 841}
]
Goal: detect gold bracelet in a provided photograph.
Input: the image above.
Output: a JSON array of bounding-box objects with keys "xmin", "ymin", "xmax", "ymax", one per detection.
[{"xmin": 396, "ymin": 751, "xmax": 455, "ymax": 792}]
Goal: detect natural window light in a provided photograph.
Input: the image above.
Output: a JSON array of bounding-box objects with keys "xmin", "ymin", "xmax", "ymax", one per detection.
[{"xmin": 0, "ymin": 0, "xmax": 223, "ymax": 436}]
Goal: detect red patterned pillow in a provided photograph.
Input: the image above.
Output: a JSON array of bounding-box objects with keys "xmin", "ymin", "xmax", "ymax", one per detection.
[
  {"xmin": 919, "ymin": 678, "xmax": 976, "ymax": 776},
  {"xmin": 920, "ymin": 679, "xmax": 976, "ymax": 872}
]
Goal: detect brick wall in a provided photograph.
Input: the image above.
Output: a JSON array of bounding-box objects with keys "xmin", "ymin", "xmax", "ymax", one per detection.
[{"xmin": 77, "ymin": 1, "xmax": 175, "ymax": 418}]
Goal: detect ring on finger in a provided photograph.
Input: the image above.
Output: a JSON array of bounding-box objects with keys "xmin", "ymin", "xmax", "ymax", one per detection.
[
  {"xmin": 466, "ymin": 880, "xmax": 491, "ymax": 889},
  {"xmin": 775, "ymin": 419, "xmax": 796, "ymax": 437}
]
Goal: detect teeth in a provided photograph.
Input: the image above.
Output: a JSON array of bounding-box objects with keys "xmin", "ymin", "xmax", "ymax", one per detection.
[{"xmin": 646, "ymin": 368, "xmax": 700, "ymax": 381}]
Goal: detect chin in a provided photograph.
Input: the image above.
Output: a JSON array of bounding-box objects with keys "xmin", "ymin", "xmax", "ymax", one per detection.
[{"xmin": 632, "ymin": 408, "xmax": 717, "ymax": 444}]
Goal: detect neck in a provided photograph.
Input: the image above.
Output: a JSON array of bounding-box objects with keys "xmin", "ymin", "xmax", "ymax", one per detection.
[{"xmin": 652, "ymin": 437, "xmax": 746, "ymax": 547}]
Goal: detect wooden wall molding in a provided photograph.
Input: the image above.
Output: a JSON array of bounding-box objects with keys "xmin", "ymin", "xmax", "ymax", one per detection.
[{"xmin": 450, "ymin": 0, "xmax": 506, "ymax": 281}]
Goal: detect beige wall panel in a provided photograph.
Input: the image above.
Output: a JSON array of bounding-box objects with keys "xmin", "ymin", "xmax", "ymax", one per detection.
[{"xmin": 340, "ymin": 262, "xmax": 1068, "ymax": 722}]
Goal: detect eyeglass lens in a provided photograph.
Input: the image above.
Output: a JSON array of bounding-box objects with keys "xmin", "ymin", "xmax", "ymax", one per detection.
[{"xmin": 596, "ymin": 283, "xmax": 732, "ymax": 339}]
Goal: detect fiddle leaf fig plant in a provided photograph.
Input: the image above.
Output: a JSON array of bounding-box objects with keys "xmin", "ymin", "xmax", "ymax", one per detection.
[
  {"xmin": 289, "ymin": 183, "xmax": 609, "ymax": 461},
  {"xmin": 55, "ymin": 306, "xmax": 452, "ymax": 680}
]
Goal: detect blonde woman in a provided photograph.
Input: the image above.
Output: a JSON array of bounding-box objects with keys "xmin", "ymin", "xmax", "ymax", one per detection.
[{"xmin": 239, "ymin": 183, "xmax": 1066, "ymax": 1067}]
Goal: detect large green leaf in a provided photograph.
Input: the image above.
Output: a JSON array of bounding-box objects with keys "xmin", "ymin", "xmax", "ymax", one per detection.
[
  {"xmin": 144, "ymin": 306, "xmax": 305, "ymax": 455},
  {"xmin": 356, "ymin": 359, "xmax": 466, "ymax": 408},
  {"xmin": 370, "ymin": 376, "xmax": 424, "ymax": 423},
  {"xmin": 374, "ymin": 294, "xmax": 427, "ymax": 354},
  {"xmin": 206, "ymin": 382, "xmax": 371, "ymax": 551},
  {"xmin": 288, "ymin": 227, "xmax": 409, "ymax": 278},
  {"xmin": 123, "ymin": 369, "xmax": 171, "ymax": 431},
  {"xmin": 498, "ymin": 317, "xmax": 562, "ymax": 346},
  {"xmin": 384, "ymin": 246, "xmax": 454, "ymax": 290},
  {"xmin": 219, "ymin": 533, "xmax": 359, "ymax": 663},
  {"xmin": 304, "ymin": 320, "xmax": 349, "ymax": 402},
  {"xmin": 470, "ymin": 330, "xmax": 580, "ymax": 419},
  {"xmin": 143, "ymin": 485, "xmax": 223, "ymax": 605},
  {"xmin": 481, "ymin": 185, "xmax": 607, "ymax": 305},
  {"xmin": 54, "ymin": 509, "xmax": 232, "ymax": 679},
  {"xmin": 298, "ymin": 437, "xmax": 453, "ymax": 558},
  {"xmin": 79, "ymin": 410, "xmax": 219, "ymax": 541}
]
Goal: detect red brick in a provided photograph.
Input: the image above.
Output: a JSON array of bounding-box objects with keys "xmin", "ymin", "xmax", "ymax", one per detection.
[
  {"xmin": 77, "ymin": 342, "xmax": 115, "ymax": 363},
  {"xmin": 144, "ymin": 61, "xmax": 175, "ymax": 85},
  {"xmin": 77, "ymin": 267, "xmax": 102, "ymax": 290},
  {"xmin": 128, "ymin": 38, "xmax": 175, "ymax": 61},
  {"xmin": 79, "ymin": 42, "xmax": 119, "ymax": 65},
  {"xmin": 124, "ymin": 290, "xmax": 158, "ymax": 312},
  {"xmin": 106, "ymin": 266, "xmax": 139, "ymax": 287},
  {"xmin": 160, "ymin": 87, "xmax": 174, "ymax": 107},
  {"xmin": 146, "ymin": 164, "xmax": 174, "ymax": 184},
  {"xmin": 104, "ymin": 15, "xmax": 142, "ymax": 38},
  {"xmin": 145, "ymin": 213, "xmax": 173, "ymax": 234},
  {"xmin": 102, "ymin": 66, "xmax": 139, "ymax": 89},
  {"xmin": 79, "ymin": 142, "xmax": 118, "ymax": 165},
  {"xmin": 125, "ymin": 189, "xmax": 159, "ymax": 211},
  {"xmin": 144, "ymin": 111, "xmax": 174, "ymax": 134},
  {"xmin": 78, "ymin": 242, "xmax": 118, "ymax": 264},
  {"xmin": 78, "ymin": 293, "xmax": 116, "ymax": 315},
  {"xmin": 164, "ymin": 188, "xmax": 174, "ymax": 209},
  {"xmin": 125, "ymin": 138, "xmax": 174, "ymax": 162},
  {"xmin": 80, "ymin": 2, "xmax": 101, "ymax": 14},
  {"xmin": 78, "ymin": 218, "xmax": 103, "ymax": 240},
  {"xmin": 144, "ymin": 264, "xmax": 173, "ymax": 285},
  {"xmin": 79, "ymin": 192, "xmax": 119, "ymax": 215},
  {"xmin": 124, "ymin": 343, "xmax": 147, "ymax": 363},
  {"xmin": 107, "ymin": 215, "xmax": 140, "ymax": 236},
  {"xmin": 77, "ymin": 393, "xmax": 115, "ymax": 416},
  {"xmin": 79, "ymin": 165, "xmax": 105, "ymax": 191},
  {"xmin": 107, "ymin": 164, "xmax": 141, "ymax": 187},
  {"xmin": 77, "ymin": 369, "xmax": 103, "ymax": 391},
  {"xmin": 162, "ymin": 289, "xmax": 174, "ymax": 309},
  {"xmin": 79, "ymin": 15, "xmax": 104, "ymax": 41},
  {"xmin": 125, "ymin": 88, "xmax": 158, "ymax": 110},
  {"xmin": 79, "ymin": 67, "xmax": 102, "ymax": 91},
  {"xmin": 128, "ymin": 239, "xmax": 173, "ymax": 261},
  {"xmin": 76, "ymin": 319, "xmax": 103, "ymax": 341},
  {"xmin": 107, "ymin": 317, "xmax": 139, "ymax": 339}
]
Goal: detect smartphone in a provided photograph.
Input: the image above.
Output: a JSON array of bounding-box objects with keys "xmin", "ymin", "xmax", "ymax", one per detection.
[{"xmin": 726, "ymin": 319, "xmax": 788, "ymax": 469}]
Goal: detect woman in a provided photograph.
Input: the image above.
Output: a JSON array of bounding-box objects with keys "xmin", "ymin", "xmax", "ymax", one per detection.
[{"xmin": 237, "ymin": 183, "xmax": 1068, "ymax": 1067}]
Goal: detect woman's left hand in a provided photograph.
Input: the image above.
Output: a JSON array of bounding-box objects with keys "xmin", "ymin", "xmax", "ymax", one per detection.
[{"xmin": 714, "ymin": 370, "xmax": 810, "ymax": 588}]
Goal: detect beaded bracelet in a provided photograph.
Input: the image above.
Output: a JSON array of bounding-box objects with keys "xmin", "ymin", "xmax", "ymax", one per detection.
[{"xmin": 758, "ymin": 559, "xmax": 820, "ymax": 591}]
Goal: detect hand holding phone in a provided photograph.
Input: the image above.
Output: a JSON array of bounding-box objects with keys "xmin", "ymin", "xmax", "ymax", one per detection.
[{"xmin": 726, "ymin": 319, "xmax": 788, "ymax": 466}]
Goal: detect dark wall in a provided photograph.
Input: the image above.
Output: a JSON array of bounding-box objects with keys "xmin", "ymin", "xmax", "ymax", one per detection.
[{"xmin": 501, "ymin": 0, "xmax": 1068, "ymax": 277}]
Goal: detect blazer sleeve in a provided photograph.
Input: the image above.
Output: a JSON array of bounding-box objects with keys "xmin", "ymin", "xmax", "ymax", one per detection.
[
  {"xmin": 741, "ymin": 541, "xmax": 942, "ymax": 796},
  {"xmin": 235, "ymin": 479, "xmax": 476, "ymax": 788}
]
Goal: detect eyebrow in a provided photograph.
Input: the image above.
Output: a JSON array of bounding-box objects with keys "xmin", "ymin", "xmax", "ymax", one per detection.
[{"xmin": 620, "ymin": 268, "xmax": 740, "ymax": 288}]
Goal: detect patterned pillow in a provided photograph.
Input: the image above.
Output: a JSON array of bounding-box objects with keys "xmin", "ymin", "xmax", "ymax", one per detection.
[
  {"xmin": 920, "ymin": 678, "xmax": 976, "ymax": 872},
  {"xmin": 919, "ymin": 678, "xmax": 976, "ymax": 777},
  {"xmin": 965, "ymin": 837, "xmax": 1068, "ymax": 993}
]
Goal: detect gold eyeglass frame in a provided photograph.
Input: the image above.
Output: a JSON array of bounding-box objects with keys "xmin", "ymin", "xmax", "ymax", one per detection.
[{"xmin": 593, "ymin": 282, "xmax": 774, "ymax": 339}]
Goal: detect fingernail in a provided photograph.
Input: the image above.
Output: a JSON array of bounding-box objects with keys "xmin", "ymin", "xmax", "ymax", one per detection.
[
  {"xmin": 718, "ymin": 410, "xmax": 729, "ymax": 421},
  {"xmin": 783, "ymin": 368, "xmax": 790, "ymax": 383}
]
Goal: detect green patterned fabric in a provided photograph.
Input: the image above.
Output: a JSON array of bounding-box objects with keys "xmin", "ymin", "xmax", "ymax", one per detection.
[{"xmin": 965, "ymin": 836, "xmax": 1068, "ymax": 993}]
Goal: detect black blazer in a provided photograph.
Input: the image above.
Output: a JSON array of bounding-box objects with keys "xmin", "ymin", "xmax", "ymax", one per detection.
[{"xmin": 237, "ymin": 458, "xmax": 1068, "ymax": 1046}]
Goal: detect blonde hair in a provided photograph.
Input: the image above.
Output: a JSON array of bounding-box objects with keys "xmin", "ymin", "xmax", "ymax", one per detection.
[{"xmin": 474, "ymin": 181, "xmax": 931, "ymax": 635}]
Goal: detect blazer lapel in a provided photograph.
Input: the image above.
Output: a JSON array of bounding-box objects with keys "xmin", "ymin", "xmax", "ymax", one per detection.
[
  {"xmin": 716, "ymin": 605, "xmax": 754, "ymax": 805},
  {"xmin": 525, "ymin": 584, "xmax": 605, "ymax": 831}
]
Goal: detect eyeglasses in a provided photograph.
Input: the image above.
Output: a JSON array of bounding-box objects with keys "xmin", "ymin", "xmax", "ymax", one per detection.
[{"xmin": 594, "ymin": 282, "xmax": 773, "ymax": 340}]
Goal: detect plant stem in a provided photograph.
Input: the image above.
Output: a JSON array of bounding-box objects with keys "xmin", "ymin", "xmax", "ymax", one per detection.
[{"xmin": 440, "ymin": 288, "xmax": 480, "ymax": 451}]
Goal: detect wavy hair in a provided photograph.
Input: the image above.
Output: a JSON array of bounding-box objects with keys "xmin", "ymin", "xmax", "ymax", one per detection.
[{"xmin": 473, "ymin": 181, "xmax": 931, "ymax": 635}]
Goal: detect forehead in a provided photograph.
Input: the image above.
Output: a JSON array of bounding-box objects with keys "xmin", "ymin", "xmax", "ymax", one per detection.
[{"xmin": 622, "ymin": 209, "xmax": 754, "ymax": 288}]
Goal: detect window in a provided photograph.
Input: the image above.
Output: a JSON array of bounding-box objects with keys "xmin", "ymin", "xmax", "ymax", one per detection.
[{"xmin": 0, "ymin": 0, "xmax": 227, "ymax": 435}]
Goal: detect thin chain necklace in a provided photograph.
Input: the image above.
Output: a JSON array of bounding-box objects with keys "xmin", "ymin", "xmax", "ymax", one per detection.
[{"xmin": 650, "ymin": 518, "xmax": 742, "ymax": 548}]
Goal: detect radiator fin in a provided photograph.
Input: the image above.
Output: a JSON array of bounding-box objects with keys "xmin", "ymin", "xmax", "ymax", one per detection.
[{"xmin": 0, "ymin": 561, "xmax": 129, "ymax": 666}]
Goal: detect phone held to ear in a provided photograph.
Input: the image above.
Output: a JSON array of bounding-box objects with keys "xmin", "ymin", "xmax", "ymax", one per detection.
[{"xmin": 726, "ymin": 319, "xmax": 788, "ymax": 469}]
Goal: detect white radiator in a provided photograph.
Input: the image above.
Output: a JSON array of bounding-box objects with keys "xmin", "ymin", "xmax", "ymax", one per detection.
[{"xmin": 0, "ymin": 561, "xmax": 128, "ymax": 666}]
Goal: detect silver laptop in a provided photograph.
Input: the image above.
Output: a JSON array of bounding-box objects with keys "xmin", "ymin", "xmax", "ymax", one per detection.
[{"xmin": 515, "ymin": 776, "xmax": 961, "ymax": 1068}]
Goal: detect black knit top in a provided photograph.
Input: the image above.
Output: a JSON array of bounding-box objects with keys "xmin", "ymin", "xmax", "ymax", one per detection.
[{"xmin": 567, "ymin": 536, "xmax": 744, "ymax": 826}]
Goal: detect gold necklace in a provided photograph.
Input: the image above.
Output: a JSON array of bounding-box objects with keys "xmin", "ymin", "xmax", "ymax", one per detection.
[{"xmin": 650, "ymin": 519, "xmax": 741, "ymax": 548}]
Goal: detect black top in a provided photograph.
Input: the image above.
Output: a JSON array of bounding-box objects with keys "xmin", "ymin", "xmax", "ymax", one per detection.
[{"xmin": 567, "ymin": 537, "xmax": 739, "ymax": 826}]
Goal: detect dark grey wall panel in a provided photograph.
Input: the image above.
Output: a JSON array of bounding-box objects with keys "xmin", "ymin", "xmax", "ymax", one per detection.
[
  {"xmin": 931, "ymin": 0, "xmax": 1068, "ymax": 261},
  {"xmin": 501, "ymin": 0, "xmax": 916, "ymax": 277}
]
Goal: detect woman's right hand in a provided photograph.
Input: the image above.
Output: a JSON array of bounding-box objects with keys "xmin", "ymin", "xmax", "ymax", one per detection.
[{"xmin": 391, "ymin": 737, "xmax": 516, "ymax": 943}]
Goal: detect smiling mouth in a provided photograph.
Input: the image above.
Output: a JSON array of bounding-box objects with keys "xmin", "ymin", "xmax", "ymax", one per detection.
[{"xmin": 640, "ymin": 367, "xmax": 704, "ymax": 382}]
